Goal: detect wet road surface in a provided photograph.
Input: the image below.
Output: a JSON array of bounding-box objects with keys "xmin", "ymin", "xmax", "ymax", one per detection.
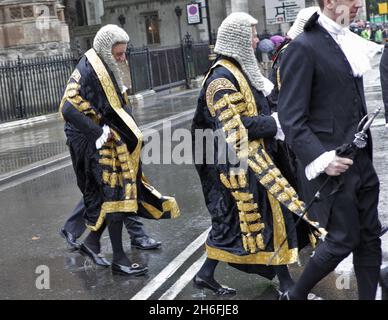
[
  {"xmin": 0, "ymin": 89, "xmax": 199, "ymax": 175},
  {"xmin": 0, "ymin": 57, "xmax": 387, "ymax": 300},
  {"xmin": 0, "ymin": 119, "xmax": 387, "ymax": 300}
]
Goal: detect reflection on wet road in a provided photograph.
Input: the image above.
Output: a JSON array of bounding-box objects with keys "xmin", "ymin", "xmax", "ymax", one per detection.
[{"xmin": 0, "ymin": 90, "xmax": 199, "ymax": 174}]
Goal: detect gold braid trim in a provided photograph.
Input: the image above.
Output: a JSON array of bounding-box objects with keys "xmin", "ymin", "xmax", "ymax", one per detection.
[
  {"xmin": 58, "ymin": 81, "xmax": 99, "ymax": 122},
  {"xmin": 205, "ymin": 78, "xmax": 237, "ymax": 117},
  {"xmin": 206, "ymin": 244, "xmax": 298, "ymax": 265},
  {"xmin": 220, "ymin": 172, "xmax": 265, "ymax": 253},
  {"xmin": 214, "ymin": 59, "xmax": 325, "ymax": 242},
  {"xmin": 277, "ymin": 67, "xmax": 282, "ymax": 91},
  {"xmin": 85, "ymin": 49, "xmax": 143, "ymax": 186},
  {"xmin": 102, "ymin": 170, "xmax": 124, "ymax": 187},
  {"xmin": 99, "ymin": 148, "xmax": 118, "ymax": 158},
  {"xmin": 216, "ymin": 60, "xmax": 259, "ymax": 116},
  {"xmin": 141, "ymin": 179, "xmax": 181, "ymax": 219},
  {"xmin": 232, "ymin": 192, "xmax": 253, "ymax": 201},
  {"xmin": 140, "ymin": 197, "xmax": 181, "ymax": 220},
  {"xmin": 87, "ymin": 200, "xmax": 138, "ymax": 231}
]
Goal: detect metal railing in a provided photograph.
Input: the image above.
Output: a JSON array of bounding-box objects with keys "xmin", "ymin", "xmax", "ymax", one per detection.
[
  {"xmin": 128, "ymin": 42, "xmax": 211, "ymax": 94},
  {"xmin": 0, "ymin": 43, "xmax": 212, "ymax": 123},
  {"xmin": 0, "ymin": 55, "xmax": 78, "ymax": 123}
]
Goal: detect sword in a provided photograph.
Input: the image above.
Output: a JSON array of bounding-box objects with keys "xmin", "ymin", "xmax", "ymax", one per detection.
[{"xmin": 266, "ymin": 106, "xmax": 381, "ymax": 266}]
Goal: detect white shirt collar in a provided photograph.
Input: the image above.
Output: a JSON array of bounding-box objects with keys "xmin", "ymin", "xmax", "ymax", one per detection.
[
  {"xmin": 318, "ymin": 12, "xmax": 348, "ymax": 37},
  {"xmin": 317, "ymin": 12, "xmax": 376, "ymax": 77}
]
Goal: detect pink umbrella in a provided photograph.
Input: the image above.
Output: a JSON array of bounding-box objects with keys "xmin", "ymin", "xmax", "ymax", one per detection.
[{"xmin": 270, "ymin": 35, "xmax": 285, "ymax": 48}]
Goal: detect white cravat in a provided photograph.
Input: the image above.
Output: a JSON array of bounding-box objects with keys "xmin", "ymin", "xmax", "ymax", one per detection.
[{"xmin": 318, "ymin": 13, "xmax": 382, "ymax": 78}]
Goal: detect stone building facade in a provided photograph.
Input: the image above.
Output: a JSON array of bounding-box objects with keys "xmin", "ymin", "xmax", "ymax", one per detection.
[
  {"xmin": 0, "ymin": 1, "xmax": 369, "ymax": 61},
  {"xmin": 0, "ymin": 0, "xmax": 70, "ymax": 62},
  {"xmin": 63, "ymin": 0, "xmax": 104, "ymax": 54},
  {"xmin": 101, "ymin": 0, "xmax": 320, "ymax": 48}
]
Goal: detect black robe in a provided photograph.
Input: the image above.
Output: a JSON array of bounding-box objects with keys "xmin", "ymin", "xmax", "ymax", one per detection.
[
  {"xmin": 191, "ymin": 56, "xmax": 316, "ymax": 278},
  {"xmin": 60, "ymin": 49, "xmax": 179, "ymax": 231}
]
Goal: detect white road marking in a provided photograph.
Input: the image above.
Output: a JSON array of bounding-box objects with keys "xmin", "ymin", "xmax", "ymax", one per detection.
[
  {"xmin": 159, "ymin": 253, "xmax": 207, "ymax": 300},
  {"xmin": 131, "ymin": 227, "xmax": 210, "ymax": 300}
]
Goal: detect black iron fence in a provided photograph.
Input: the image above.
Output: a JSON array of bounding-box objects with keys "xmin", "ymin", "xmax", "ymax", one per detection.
[
  {"xmin": 128, "ymin": 42, "xmax": 211, "ymax": 94},
  {"xmin": 0, "ymin": 55, "xmax": 78, "ymax": 123},
  {"xmin": 0, "ymin": 43, "xmax": 212, "ymax": 123}
]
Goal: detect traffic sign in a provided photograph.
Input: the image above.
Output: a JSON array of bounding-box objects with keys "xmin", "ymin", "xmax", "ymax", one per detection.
[
  {"xmin": 187, "ymin": 2, "xmax": 202, "ymax": 25},
  {"xmin": 265, "ymin": 0, "xmax": 306, "ymax": 25}
]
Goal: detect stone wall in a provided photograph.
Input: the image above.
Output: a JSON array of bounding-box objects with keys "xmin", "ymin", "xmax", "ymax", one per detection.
[{"xmin": 0, "ymin": 0, "xmax": 70, "ymax": 62}]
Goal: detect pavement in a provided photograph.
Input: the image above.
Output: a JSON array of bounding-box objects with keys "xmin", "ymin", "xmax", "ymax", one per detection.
[{"xmin": 0, "ymin": 56, "xmax": 387, "ymax": 301}]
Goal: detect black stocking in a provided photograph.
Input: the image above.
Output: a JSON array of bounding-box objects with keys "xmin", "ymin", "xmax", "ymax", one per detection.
[
  {"xmin": 196, "ymin": 258, "xmax": 221, "ymax": 288},
  {"xmin": 291, "ymin": 244, "xmax": 345, "ymax": 300},
  {"xmin": 354, "ymin": 265, "xmax": 380, "ymax": 300},
  {"xmin": 274, "ymin": 265, "xmax": 295, "ymax": 292},
  {"xmin": 108, "ymin": 219, "xmax": 131, "ymax": 266},
  {"xmin": 83, "ymin": 222, "xmax": 106, "ymax": 254}
]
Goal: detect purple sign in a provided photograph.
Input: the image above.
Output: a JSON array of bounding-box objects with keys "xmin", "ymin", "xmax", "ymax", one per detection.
[
  {"xmin": 187, "ymin": 3, "xmax": 202, "ymax": 25},
  {"xmin": 189, "ymin": 5, "xmax": 198, "ymax": 15}
]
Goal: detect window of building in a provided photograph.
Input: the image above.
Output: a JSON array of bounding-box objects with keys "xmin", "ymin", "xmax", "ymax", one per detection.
[
  {"xmin": 76, "ymin": 0, "xmax": 87, "ymax": 26},
  {"xmin": 144, "ymin": 13, "xmax": 160, "ymax": 45}
]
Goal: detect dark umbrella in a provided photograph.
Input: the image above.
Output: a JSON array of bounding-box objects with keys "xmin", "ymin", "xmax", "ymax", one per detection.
[{"xmin": 257, "ymin": 38, "xmax": 274, "ymax": 53}]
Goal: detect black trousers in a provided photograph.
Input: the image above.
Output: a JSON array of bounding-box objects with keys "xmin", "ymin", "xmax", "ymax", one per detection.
[
  {"xmin": 63, "ymin": 198, "xmax": 147, "ymax": 240},
  {"xmin": 317, "ymin": 150, "xmax": 382, "ymax": 267}
]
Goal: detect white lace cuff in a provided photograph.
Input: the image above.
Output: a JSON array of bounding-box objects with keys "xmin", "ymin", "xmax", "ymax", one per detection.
[
  {"xmin": 262, "ymin": 77, "xmax": 275, "ymax": 97},
  {"xmin": 271, "ymin": 112, "xmax": 285, "ymax": 141},
  {"xmin": 305, "ymin": 150, "xmax": 336, "ymax": 181},
  {"xmin": 95, "ymin": 125, "xmax": 110, "ymax": 150}
]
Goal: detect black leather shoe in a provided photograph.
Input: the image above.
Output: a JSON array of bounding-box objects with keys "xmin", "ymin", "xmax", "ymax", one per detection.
[
  {"xmin": 193, "ymin": 275, "xmax": 236, "ymax": 295},
  {"xmin": 131, "ymin": 236, "xmax": 162, "ymax": 250},
  {"xmin": 278, "ymin": 290, "xmax": 291, "ymax": 300},
  {"xmin": 79, "ymin": 243, "xmax": 110, "ymax": 267},
  {"xmin": 60, "ymin": 228, "xmax": 80, "ymax": 250},
  {"xmin": 111, "ymin": 262, "xmax": 148, "ymax": 276},
  {"xmin": 278, "ymin": 290, "xmax": 320, "ymax": 300}
]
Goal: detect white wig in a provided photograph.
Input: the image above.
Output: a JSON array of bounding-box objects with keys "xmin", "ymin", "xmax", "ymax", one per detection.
[
  {"xmin": 214, "ymin": 12, "xmax": 272, "ymax": 94},
  {"xmin": 287, "ymin": 7, "xmax": 320, "ymax": 39},
  {"xmin": 93, "ymin": 24, "xmax": 130, "ymax": 90}
]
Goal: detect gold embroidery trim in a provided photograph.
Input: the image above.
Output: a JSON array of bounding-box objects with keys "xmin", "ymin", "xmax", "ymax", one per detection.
[
  {"xmin": 85, "ymin": 49, "xmax": 143, "ymax": 185},
  {"xmin": 87, "ymin": 200, "xmax": 138, "ymax": 231},
  {"xmin": 140, "ymin": 179, "xmax": 180, "ymax": 219},
  {"xmin": 99, "ymin": 158, "xmax": 120, "ymax": 168},
  {"xmin": 204, "ymin": 60, "xmax": 324, "ymax": 247},
  {"xmin": 141, "ymin": 197, "xmax": 180, "ymax": 220},
  {"xmin": 58, "ymin": 81, "xmax": 99, "ymax": 123},
  {"xmin": 240, "ymin": 222, "xmax": 265, "ymax": 233},
  {"xmin": 99, "ymin": 149, "xmax": 118, "ymax": 158},
  {"xmin": 217, "ymin": 60, "xmax": 259, "ymax": 116},
  {"xmin": 206, "ymin": 244, "xmax": 298, "ymax": 265},
  {"xmin": 206, "ymin": 78, "xmax": 237, "ymax": 117},
  {"xmin": 102, "ymin": 170, "xmax": 124, "ymax": 188},
  {"xmin": 239, "ymin": 212, "xmax": 261, "ymax": 222},
  {"xmin": 232, "ymin": 192, "xmax": 253, "ymax": 201}
]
